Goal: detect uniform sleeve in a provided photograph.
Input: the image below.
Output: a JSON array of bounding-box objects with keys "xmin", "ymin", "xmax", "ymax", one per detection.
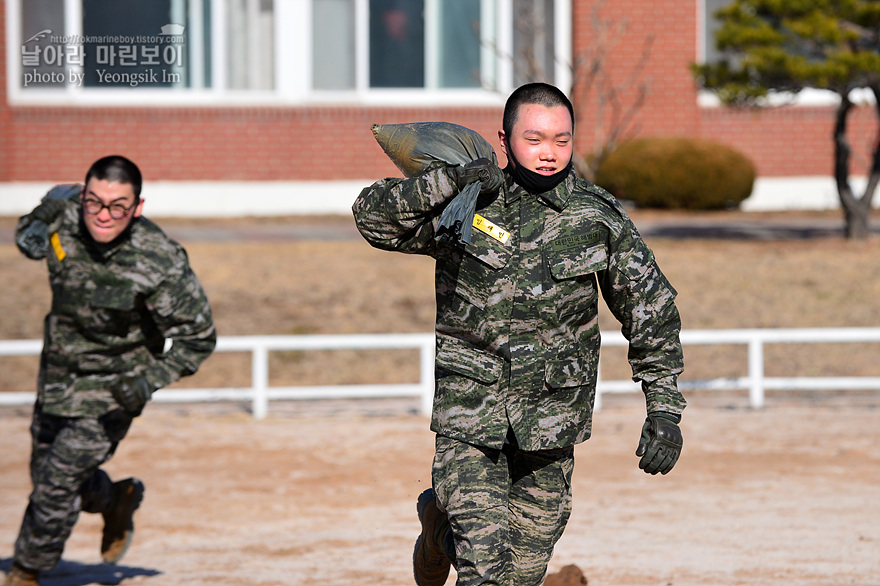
[
  {"xmin": 141, "ymin": 252, "xmax": 217, "ymax": 390},
  {"xmin": 351, "ymin": 164, "xmax": 459, "ymax": 254},
  {"xmin": 598, "ymin": 219, "xmax": 686, "ymax": 417}
]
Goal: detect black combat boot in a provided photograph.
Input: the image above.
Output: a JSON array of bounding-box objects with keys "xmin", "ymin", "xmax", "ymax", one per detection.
[
  {"xmin": 101, "ymin": 477, "xmax": 145, "ymax": 564},
  {"xmin": 413, "ymin": 488, "xmax": 452, "ymax": 586},
  {"xmin": 3, "ymin": 562, "xmax": 40, "ymax": 586}
]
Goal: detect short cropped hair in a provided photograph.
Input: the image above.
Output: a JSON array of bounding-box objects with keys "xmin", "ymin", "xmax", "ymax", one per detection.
[
  {"xmin": 84, "ymin": 155, "xmax": 143, "ymax": 198},
  {"xmin": 502, "ymin": 82, "xmax": 575, "ymax": 139}
]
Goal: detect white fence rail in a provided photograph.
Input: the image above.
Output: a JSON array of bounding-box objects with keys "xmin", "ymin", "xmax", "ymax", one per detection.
[
  {"xmin": 597, "ymin": 327, "xmax": 880, "ymax": 410},
  {"xmin": 2, "ymin": 328, "xmax": 879, "ymax": 418}
]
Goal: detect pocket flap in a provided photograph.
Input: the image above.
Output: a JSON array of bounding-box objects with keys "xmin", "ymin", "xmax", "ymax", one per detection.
[
  {"xmin": 548, "ymin": 245, "xmax": 608, "ymax": 281},
  {"xmin": 464, "ymin": 216, "xmax": 513, "ymax": 270},
  {"xmin": 91, "ymin": 286, "xmax": 135, "ymax": 311},
  {"xmin": 544, "ymin": 355, "xmax": 588, "ymax": 389},
  {"xmin": 436, "ymin": 334, "xmax": 504, "ymax": 384},
  {"xmin": 464, "ymin": 240, "xmax": 512, "ymax": 270}
]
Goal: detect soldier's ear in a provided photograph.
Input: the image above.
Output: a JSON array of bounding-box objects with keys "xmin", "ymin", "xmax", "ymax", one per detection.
[{"xmin": 133, "ymin": 198, "xmax": 145, "ymax": 218}]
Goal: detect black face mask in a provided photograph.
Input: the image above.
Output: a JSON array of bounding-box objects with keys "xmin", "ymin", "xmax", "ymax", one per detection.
[{"xmin": 505, "ymin": 147, "xmax": 573, "ymax": 196}]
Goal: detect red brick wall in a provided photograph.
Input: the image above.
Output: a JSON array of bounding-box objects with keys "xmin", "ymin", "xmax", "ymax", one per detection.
[
  {"xmin": 571, "ymin": 0, "xmax": 700, "ymax": 140},
  {"xmin": 0, "ymin": 0, "xmax": 874, "ymax": 183},
  {"xmin": 0, "ymin": 0, "xmax": 10, "ymax": 182},
  {"xmin": 3, "ymin": 105, "xmax": 504, "ymax": 182}
]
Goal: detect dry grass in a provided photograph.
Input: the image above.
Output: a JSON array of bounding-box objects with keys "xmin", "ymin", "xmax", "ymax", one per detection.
[{"xmin": 1, "ymin": 211, "xmax": 879, "ymax": 393}]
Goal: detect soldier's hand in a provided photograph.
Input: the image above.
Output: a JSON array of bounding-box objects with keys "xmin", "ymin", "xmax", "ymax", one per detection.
[
  {"xmin": 451, "ymin": 158, "xmax": 504, "ymax": 194},
  {"xmin": 16, "ymin": 197, "xmax": 70, "ymax": 260},
  {"xmin": 636, "ymin": 413, "xmax": 682, "ymax": 475},
  {"xmin": 16, "ymin": 220, "xmax": 51, "ymax": 260},
  {"xmin": 111, "ymin": 374, "xmax": 154, "ymax": 417}
]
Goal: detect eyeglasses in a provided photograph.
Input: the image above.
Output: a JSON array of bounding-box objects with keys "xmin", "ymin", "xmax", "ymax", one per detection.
[{"xmin": 82, "ymin": 197, "xmax": 135, "ymax": 220}]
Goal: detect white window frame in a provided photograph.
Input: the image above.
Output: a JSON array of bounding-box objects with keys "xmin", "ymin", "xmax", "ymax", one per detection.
[{"xmin": 6, "ymin": 0, "xmax": 571, "ymax": 106}]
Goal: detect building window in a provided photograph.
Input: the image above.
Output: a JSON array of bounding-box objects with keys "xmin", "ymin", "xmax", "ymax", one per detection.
[
  {"xmin": 312, "ymin": 0, "xmax": 356, "ymax": 90},
  {"xmin": 369, "ymin": 0, "xmax": 425, "ymax": 88},
  {"xmin": 311, "ymin": 0, "xmax": 489, "ymax": 91},
  {"xmin": 20, "ymin": 0, "xmax": 65, "ymax": 88},
  {"xmin": 512, "ymin": 0, "xmax": 555, "ymax": 87},
  {"xmin": 14, "ymin": 0, "xmax": 270, "ymax": 93},
  {"xmin": 17, "ymin": 0, "xmax": 219, "ymax": 91},
  {"xmin": 79, "ymin": 0, "xmax": 196, "ymax": 89},
  {"xmin": 9, "ymin": 0, "xmax": 570, "ymax": 103},
  {"xmin": 701, "ymin": 0, "xmax": 731, "ymax": 64},
  {"xmin": 437, "ymin": 0, "xmax": 482, "ymax": 88},
  {"xmin": 225, "ymin": 0, "xmax": 275, "ymax": 90}
]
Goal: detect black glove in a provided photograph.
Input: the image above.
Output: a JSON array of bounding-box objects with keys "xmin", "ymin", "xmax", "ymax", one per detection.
[
  {"xmin": 636, "ymin": 413, "xmax": 683, "ymax": 475},
  {"xmin": 16, "ymin": 198, "xmax": 69, "ymax": 259},
  {"xmin": 16, "ymin": 221, "xmax": 51, "ymax": 260},
  {"xmin": 16, "ymin": 187, "xmax": 78, "ymax": 260},
  {"xmin": 450, "ymin": 158, "xmax": 504, "ymax": 195},
  {"xmin": 111, "ymin": 374, "xmax": 154, "ymax": 416}
]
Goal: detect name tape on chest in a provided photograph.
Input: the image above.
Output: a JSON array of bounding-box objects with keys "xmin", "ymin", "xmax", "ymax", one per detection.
[
  {"xmin": 50, "ymin": 232, "xmax": 66, "ymax": 261},
  {"xmin": 550, "ymin": 230, "xmax": 603, "ymax": 251},
  {"xmin": 472, "ymin": 214, "xmax": 511, "ymax": 244}
]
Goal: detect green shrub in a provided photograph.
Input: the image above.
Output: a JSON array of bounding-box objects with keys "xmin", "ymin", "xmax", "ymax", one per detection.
[{"xmin": 593, "ymin": 137, "xmax": 756, "ymax": 210}]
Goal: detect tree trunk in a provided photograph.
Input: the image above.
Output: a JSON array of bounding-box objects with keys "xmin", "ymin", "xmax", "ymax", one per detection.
[
  {"xmin": 844, "ymin": 204, "xmax": 871, "ymax": 239},
  {"xmin": 834, "ymin": 90, "xmax": 879, "ymax": 240}
]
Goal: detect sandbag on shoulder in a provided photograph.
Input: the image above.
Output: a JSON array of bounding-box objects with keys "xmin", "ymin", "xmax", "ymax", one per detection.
[
  {"xmin": 371, "ymin": 122, "xmax": 498, "ymax": 176},
  {"xmin": 371, "ymin": 122, "xmax": 498, "ymax": 243}
]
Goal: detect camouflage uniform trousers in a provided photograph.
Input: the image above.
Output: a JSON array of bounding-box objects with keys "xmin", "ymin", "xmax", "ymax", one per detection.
[
  {"xmin": 431, "ymin": 433, "xmax": 574, "ymax": 586},
  {"xmin": 13, "ymin": 407, "xmax": 132, "ymax": 571}
]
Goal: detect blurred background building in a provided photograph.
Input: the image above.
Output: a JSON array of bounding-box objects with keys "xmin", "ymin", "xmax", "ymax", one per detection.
[{"xmin": 1, "ymin": 0, "xmax": 875, "ymax": 216}]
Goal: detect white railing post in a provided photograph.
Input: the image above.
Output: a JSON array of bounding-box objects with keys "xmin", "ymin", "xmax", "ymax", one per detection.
[
  {"xmin": 419, "ymin": 335, "xmax": 435, "ymax": 416},
  {"xmin": 252, "ymin": 343, "xmax": 269, "ymax": 419},
  {"xmin": 748, "ymin": 336, "xmax": 765, "ymax": 409}
]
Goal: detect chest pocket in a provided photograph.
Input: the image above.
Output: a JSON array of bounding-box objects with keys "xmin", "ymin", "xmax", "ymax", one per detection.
[
  {"xmin": 546, "ymin": 242, "xmax": 608, "ymax": 319},
  {"xmin": 463, "ymin": 225, "xmax": 512, "ymax": 270},
  {"xmin": 442, "ymin": 227, "xmax": 513, "ymax": 310},
  {"xmin": 92, "ymin": 286, "xmax": 136, "ymax": 310},
  {"xmin": 87, "ymin": 286, "xmax": 137, "ymax": 335},
  {"xmin": 546, "ymin": 224, "xmax": 610, "ymax": 280}
]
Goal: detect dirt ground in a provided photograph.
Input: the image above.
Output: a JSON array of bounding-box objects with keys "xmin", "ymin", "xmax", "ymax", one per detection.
[
  {"xmin": 1, "ymin": 211, "xmax": 879, "ymax": 585},
  {"xmin": 1, "ymin": 392, "xmax": 878, "ymax": 586}
]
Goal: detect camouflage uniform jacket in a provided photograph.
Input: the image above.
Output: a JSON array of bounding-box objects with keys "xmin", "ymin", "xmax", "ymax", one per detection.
[
  {"xmin": 16, "ymin": 198, "xmax": 217, "ymax": 418},
  {"xmin": 353, "ymin": 167, "xmax": 685, "ymax": 451}
]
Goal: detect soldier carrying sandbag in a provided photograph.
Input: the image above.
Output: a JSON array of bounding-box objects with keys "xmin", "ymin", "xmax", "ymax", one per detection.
[{"xmin": 353, "ymin": 82, "xmax": 686, "ymax": 586}]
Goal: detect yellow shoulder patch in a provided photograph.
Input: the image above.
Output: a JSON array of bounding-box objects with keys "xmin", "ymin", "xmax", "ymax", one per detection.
[{"xmin": 50, "ymin": 232, "xmax": 66, "ymax": 261}]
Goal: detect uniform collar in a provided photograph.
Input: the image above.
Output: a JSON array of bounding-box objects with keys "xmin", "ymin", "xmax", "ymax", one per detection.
[{"xmin": 504, "ymin": 169, "xmax": 575, "ymax": 211}]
